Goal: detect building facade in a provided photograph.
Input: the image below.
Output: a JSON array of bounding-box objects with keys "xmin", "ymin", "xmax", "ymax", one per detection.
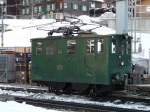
[
  {"xmin": 7, "ymin": 0, "xmax": 20, "ymax": 18},
  {"xmin": 19, "ymin": 0, "xmax": 103, "ymax": 19},
  {"xmin": 136, "ymin": 0, "xmax": 150, "ymax": 17}
]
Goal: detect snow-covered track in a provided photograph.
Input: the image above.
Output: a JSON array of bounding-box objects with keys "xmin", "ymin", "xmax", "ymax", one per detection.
[
  {"xmin": 14, "ymin": 96, "xmax": 146, "ymax": 112},
  {"xmin": 0, "ymin": 83, "xmax": 48, "ymax": 93}
]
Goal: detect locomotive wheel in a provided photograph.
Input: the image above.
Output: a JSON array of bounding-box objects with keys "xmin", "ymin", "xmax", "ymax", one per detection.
[
  {"xmin": 72, "ymin": 83, "xmax": 89, "ymax": 95},
  {"xmin": 48, "ymin": 82, "xmax": 65, "ymax": 94},
  {"xmin": 63, "ymin": 83, "xmax": 72, "ymax": 94},
  {"xmin": 84, "ymin": 85, "xmax": 97, "ymax": 97},
  {"xmin": 86, "ymin": 85, "xmax": 112, "ymax": 97}
]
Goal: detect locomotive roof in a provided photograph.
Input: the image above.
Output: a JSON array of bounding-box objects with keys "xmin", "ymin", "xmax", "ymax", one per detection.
[{"xmin": 31, "ymin": 32, "xmax": 129, "ymax": 41}]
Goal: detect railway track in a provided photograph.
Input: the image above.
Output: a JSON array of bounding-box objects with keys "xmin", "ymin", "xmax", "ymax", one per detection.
[
  {"xmin": 112, "ymin": 92, "xmax": 150, "ymax": 104},
  {"xmin": 0, "ymin": 84, "xmax": 150, "ymax": 111},
  {"xmin": 14, "ymin": 96, "xmax": 147, "ymax": 112}
]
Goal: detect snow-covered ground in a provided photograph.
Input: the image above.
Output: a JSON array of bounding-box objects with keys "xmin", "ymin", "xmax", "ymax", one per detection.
[
  {"xmin": 0, "ymin": 101, "xmax": 64, "ymax": 112},
  {"xmin": 0, "ymin": 89, "xmax": 150, "ymax": 111},
  {"xmin": 132, "ymin": 33, "xmax": 150, "ymax": 59}
]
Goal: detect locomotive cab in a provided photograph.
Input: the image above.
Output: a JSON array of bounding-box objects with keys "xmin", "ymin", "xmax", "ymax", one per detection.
[{"xmin": 109, "ymin": 34, "xmax": 132, "ymax": 88}]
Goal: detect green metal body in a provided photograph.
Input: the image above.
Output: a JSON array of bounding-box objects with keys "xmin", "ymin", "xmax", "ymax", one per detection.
[{"xmin": 31, "ymin": 32, "xmax": 132, "ymax": 86}]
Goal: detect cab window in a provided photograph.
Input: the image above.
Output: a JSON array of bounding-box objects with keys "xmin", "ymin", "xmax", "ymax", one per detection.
[
  {"xmin": 36, "ymin": 42, "xmax": 43, "ymax": 55},
  {"xmin": 86, "ymin": 39, "xmax": 95, "ymax": 54},
  {"xmin": 97, "ymin": 39, "xmax": 104, "ymax": 53},
  {"xmin": 67, "ymin": 40, "xmax": 76, "ymax": 54},
  {"xmin": 36, "ymin": 47, "xmax": 42, "ymax": 55},
  {"xmin": 46, "ymin": 46, "xmax": 54, "ymax": 55}
]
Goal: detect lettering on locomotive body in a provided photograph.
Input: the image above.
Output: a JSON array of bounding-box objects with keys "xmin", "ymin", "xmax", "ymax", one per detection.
[{"xmin": 57, "ymin": 64, "xmax": 63, "ymax": 71}]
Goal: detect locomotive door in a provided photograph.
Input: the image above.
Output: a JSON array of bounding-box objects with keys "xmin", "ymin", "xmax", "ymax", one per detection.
[{"xmin": 85, "ymin": 39, "xmax": 96, "ymax": 82}]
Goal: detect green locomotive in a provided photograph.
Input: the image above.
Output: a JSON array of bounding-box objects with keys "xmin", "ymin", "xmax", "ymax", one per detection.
[{"xmin": 31, "ymin": 31, "xmax": 132, "ymax": 95}]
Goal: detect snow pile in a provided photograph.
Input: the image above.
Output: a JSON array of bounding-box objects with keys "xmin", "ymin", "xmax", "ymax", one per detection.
[
  {"xmin": 77, "ymin": 15, "xmax": 115, "ymax": 34},
  {"xmin": 132, "ymin": 33, "xmax": 150, "ymax": 59},
  {"xmin": 0, "ymin": 89, "xmax": 34, "ymax": 97},
  {"xmin": 92, "ymin": 0, "xmax": 104, "ymax": 2},
  {"xmin": 0, "ymin": 101, "xmax": 63, "ymax": 112},
  {"xmin": 78, "ymin": 15, "xmax": 93, "ymax": 24},
  {"xmin": 100, "ymin": 12, "xmax": 115, "ymax": 19}
]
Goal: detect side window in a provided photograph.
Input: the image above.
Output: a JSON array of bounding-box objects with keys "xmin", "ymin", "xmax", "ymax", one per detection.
[
  {"xmin": 97, "ymin": 39, "xmax": 104, "ymax": 53},
  {"xmin": 36, "ymin": 48, "xmax": 42, "ymax": 55},
  {"xmin": 112, "ymin": 40, "xmax": 116, "ymax": 54},
  {"xmin": 86, "ymin": 39, "xmax": 95, "ymax": 54},
  {"xmin": 36, "ymin": 42, "xmax": 42, "ymax": 55},
  {"xmin": 126, "ymin": 39, "xmax": 131, "ymax": 54},
  {"xmin": 67, "ymin": 40, "xmax": 76, "ymax": 54},
  {"xmin": 46, "ymin": 46, "xmax": 54, "ymax": 55}
]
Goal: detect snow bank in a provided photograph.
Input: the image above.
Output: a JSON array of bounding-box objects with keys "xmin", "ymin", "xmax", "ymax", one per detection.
[
  {"xmin": 0, "ymin": 101, "xmax": 62, "ymax": 112},
  {"xmin": 0, "ymin": 88, "xmax": 150, "ymax": 111},
  {"xmin": 132, "ymin": 33, "xmax": 150, "ymax": 59}
]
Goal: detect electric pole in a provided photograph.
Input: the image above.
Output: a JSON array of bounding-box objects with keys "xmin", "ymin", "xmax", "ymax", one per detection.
[{"xmin": 0, "ymin": 0, "xmax": 4, "ymax": 47}]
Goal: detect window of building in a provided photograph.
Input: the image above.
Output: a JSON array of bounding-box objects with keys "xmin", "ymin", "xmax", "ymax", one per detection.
[
  {"xmin": 90, "ymin": 2, "xmax": 95, "ymax": 8},
  {"xmin": 22, "ymin": 0, "xmax": 25, "ymax": 6},
  {"xmin": 60, "ymin": 2, "xmax": 63, "ymax": 9},
  {"xmin": 86, "ymin": 40, "xmax": 95, "ymax": 54},
  {"xmin": 52, "ymin": 3, "xmax": 55, "ymax": 10},
  {"xmin": 38, "ymin": 6, "xmax": 42, "ymax": 12},
  {"xmin": 26, "ymin": 0, "xmax": 29, "ymax": 5},
  {"xmin": 82, "ymin": 5, "xmax": 87, "ymax": 11},
  {"xmin": 147, "ymin": 7, "xmax": 150, "ymax": 12},
  {"xmin": 67, "ymin": 40, "xmax": 76, "ymax": 54},
  {"xmin": 26, "ymin": 8, "xmax": 30, "ymax": 14},
  {"xmin": 47, "ymin": 4, "xmax": 51, "ymax": 11},
  {"xmin": 73, "ymin": 4, "xmax": 78, "ymax": 10},
  {"xmin": 64, "ymin": 3, "xmax": 67, "ymax": 9},
  {"xmin": 46, "ymin": 46, "xmax": 54, "ymax": 55},
  {"xmin": 22, "ymin": 9, "xmax": 25, "ymax": 15},
  {"xmin": 97, "ymin": 39, "xmax": 104, "ymax": 53},
  {"xmin": 34, "ymin": 7, "xmax": 38, "ymax": 13}
]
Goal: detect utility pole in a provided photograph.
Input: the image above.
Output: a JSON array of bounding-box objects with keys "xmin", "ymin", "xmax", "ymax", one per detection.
[
  {"xmin": 134, "ymin": 0, "xmax": 137, "ymax": 53},
  {"xmin": 0, "ymin": 0, "xmax": 4, "ymax": 47},
  {"xmin": 116, "ymin": 0, "xmax": 128, "ymax": 34},
  {"xmin": 31, "ymin": 0, "xmax": 34, "ymax": 19}
]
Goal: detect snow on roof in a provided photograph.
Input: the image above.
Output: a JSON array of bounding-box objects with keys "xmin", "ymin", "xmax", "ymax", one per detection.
[{"xmin": 0, "ymin": 15, "xmax": 116, "ymax": 47}]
